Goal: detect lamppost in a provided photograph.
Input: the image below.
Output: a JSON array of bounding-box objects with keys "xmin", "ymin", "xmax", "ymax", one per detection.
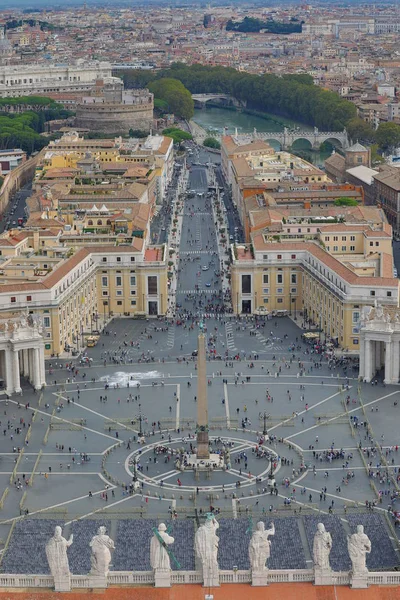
[
  {"xmin": 132, "ymin": 455, "xmax": 138, "ymax": 482},
  {"xmin": 135, "ymin": 403, "xmax": 146, "ymax": 437},
  {"xmin": 259, "ymin": 411, "xmax": 269, "ymax": 437},
  {"xmin": 108, "ymin": 295, "xmax": 111, "ymax": 318},
  {"xmin": 103, "ymin": 300, "xmax": 107, "ymax": 326},
  {"xmin": 294, "ymin": 296, "xmax": 297, "ymax": 321},
  {"xmin": 289, "ymin": 292, "xmax": 292, "ymax": 316}
]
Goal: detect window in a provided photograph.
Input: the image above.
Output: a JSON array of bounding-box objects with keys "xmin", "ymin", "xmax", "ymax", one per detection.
[
  {"xmin": 130, "ymin": 290, "xmax": 136, "ymax": 296},
  {"xmin": 375, "ymin": 242, "xmax": 379, "ymax": 247},
  {"xmin": 11, "ymin": 297, "xmax": 16, "ymax": 303},
  {"xmin": 350, "ymin": 246, "xmax": 355, "ymax": 252},
  {"xmin": 277, "ymin": 287, "xmax": 283, "ymax": 294},
  {"xmin": 341, "ymin": 236, "xmax": 347, "ymax": 241},
  {"xmin": 116, "ymin": 290, "xmax": 122, "ymax": 296},
  {"xmin": 291, "ymin": 254, "xmax": 296, "ymax": 259},
  {"xmin": 325, "ymin": 237, "xmax": 329, "ymax": 242},
  {"xmin": 263, "ymin": 298, "xmax": 269, "ymax": 304},
  {"xmin": 277, "ymin": 254, "xmax": 282, "ymax": 260},
  {"xmin": 326, "ymin": 246, "xmax": 330, "ymax": 252},
  {"xmin": 241, "ymin": 275, "xmax": 251, "ymax": 294},
  {"xmin": 352, "ymin": 311, "xmax": 360, "ymax": 323},
  {"xmin": 370, "ymin": 290, "xmax": 375, "ymax": 296},
  {"xmin": 291, "ymin": 288, "xmax": 297, "ymax": 294},
  {"xmin": 44, "ymin": 316, "xmax": 50, "ymax": 328},
  {"xmin": 131, "ymin": 300, "xmax": 137, "ymax": 306},
  {"xmin": 263, "ymin": 288, "xmax": 269, "ymax": 294},
  {"xmin": 26, "ymin": 296, "xmax": 32, "ymax": 302},
  {"xmin": 387, "ymin": 291, "xmax": 392, "ymax": 297},
  {"xmin": 263, "ymin": 274, "xmax": 269, "ymax": 284},
  {"xmin": 102, "ymin": 257, "xmax": 107, "ymax": 262},
  {"xmin": 117, "ymin": 257, "xmax": 121, "ymax": 262},
  {"xmin": 333, "ymin": 246, "xmax": 338, "ymax": 252},
  {"xmin": 291, "ymin": 273, "xmax": 297, "ymax": 284},
  {"xmin": 130, "ymin": 257, "xmax": 135, "ymax": 262},
  {"xmin": 353, "ymin": 338, "xmax": 359, "ymax": 345},
  {"xmin": 277, "ymin": 298, "xmax": 283, "ymax": 303},
  {"xmin": 148, "ymin": 276, "xmax": 158, "ymax": 295},
  {"xmin": 350, "ymin": 236, "xmax": 355, "ymax": 241},
  {"xmin": 102, "ymin": 291, "xmax": 108, "ymax": 297},
  {"xmin": 102, "ymin": 276, "xmax": 108, "ymax": 287},
  {"xmin": 333, "ymin": 236, "xmax": 338, "ymax": 242},
  {"xmin": 130, "ymin": 276, "xmax": 136, "ymax": 286},
  {"xmin": 116, "ymin": 276, "xmax": 122, "ymax": 287},
  {"xmin": 277, "ymin": 274, "xmax": 283, "ymax": 284},
  {"xmin": 341, "ymin": 246, "xmax": 346, "ymax": 251},
  {"xmin": 370, "ymin": 241, "xmax": 373, "ymax": 247},
  {"xmin": 117, "ymin": 300, "xmax": 122, "ymax": 306}
]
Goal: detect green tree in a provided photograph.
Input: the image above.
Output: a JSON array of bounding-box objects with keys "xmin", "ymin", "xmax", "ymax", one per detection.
[
  {"xmin": 203, "ymin": 137, "xmax": 221, "ymax": 149},
  {"xmin": 346, "ymin": 118, "xmax": 376, "ymax": 144},
  {"xmin": 149, "ymin": 78, "xmax": 194, "ymax": 120},
  {"xmin": 334, "ymin": 197, "xmax": 359, "ymax": 207},
  {"xmin": 162, "ymin": 127, "xmax": 193, "ymax": 145},
  {"xmin": 375, "ymin": 122, "xmax": 400, "ymax": 153}
]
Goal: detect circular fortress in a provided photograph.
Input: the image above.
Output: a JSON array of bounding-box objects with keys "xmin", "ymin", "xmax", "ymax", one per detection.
[{"xmin": 75, "ymin": 78, "xmax": 154, "ymax": 134}]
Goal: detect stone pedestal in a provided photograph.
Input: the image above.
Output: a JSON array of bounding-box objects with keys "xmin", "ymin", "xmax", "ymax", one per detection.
[
  {"xmin": 251, "ymin": 570, "xmax": 269, "ymax": 586},
  {"xmin": 203, "ymin": 573, "xmax": 219, "ymax": 588},
  {"xmin": 314, "ymin": 568, "xmax": 334, "ymax": 586},
  {"xmin": 154, "ymin": 569, "xmax": 171, "ymax": 588},
  {"xmin": 350, "ymin": 573, "xmax": 368, "ymax": 589},
  {"xmin": 53, "ymin": 575, "xmax": 71, "ymax": 592},
  {"xmin": 87, "ymin": 575, "xmax": 108, "ymax": 588}
]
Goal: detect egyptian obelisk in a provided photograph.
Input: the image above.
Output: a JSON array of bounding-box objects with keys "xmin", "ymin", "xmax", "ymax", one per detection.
[{"xmin": 196, "ymin": 331, "xmax": 210, "ymax": 459}]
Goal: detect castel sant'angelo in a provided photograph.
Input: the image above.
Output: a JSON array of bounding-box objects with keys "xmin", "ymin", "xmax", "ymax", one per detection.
[{"xmin": 75, "ymin": 77, "xmax": 154, "ymax": 134}]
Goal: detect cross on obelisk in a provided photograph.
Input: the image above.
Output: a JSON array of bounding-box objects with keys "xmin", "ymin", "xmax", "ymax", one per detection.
[{"xmin": 196, "ymin": 327, "xmax": 209, "ymax": 460}]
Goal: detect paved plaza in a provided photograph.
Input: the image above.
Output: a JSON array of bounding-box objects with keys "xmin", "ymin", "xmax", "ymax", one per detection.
[{"xmin": 0, "ymin": 156, "xmax": 399, "ymax": 565}]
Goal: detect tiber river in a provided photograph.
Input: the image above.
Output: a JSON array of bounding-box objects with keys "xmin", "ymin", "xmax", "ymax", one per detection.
[{"xmin": 192, "ymin": 105, "xmax": 332, "ymax": 166}]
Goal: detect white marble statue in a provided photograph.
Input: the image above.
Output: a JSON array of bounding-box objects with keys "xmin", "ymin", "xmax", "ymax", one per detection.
[
  {"xmin": 313, "ymin": 523, "xmax": 332, "ymax": 571},
  {"xmin": 150, "ymin": 523, "xmax": 175, "ymax": 571},
  {"xmin": 249, "ymin": 522, "xmax": 275, "ymax": 571},
  {"xmin": 89, "ymin": 526, "xmax": 115, "ymax": 577},
  {"xmin": 195, "ymin": 513, "xmax": 219, "ymax": 579},
  {"xmin": 347, "ymin": 525, "xmax": 371, "ymax": 575},
  {"xmin": 46, "ymin": 526, "xmax": 73, "ymax": 580}
]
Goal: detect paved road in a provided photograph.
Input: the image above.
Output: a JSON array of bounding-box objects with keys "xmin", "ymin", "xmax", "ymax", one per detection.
[{"xmin": 0, "ymin": 183, "xmax": 32, "ymax": 233}]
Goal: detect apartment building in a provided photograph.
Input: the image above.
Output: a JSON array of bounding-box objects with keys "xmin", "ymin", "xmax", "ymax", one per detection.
[
  {"xmin": 0, "ymin": 231, "xmax": 167, "ymax": 357},
  {"xmin": 231, "ymin": 216, "xmax": 397, "ymax": 351}
]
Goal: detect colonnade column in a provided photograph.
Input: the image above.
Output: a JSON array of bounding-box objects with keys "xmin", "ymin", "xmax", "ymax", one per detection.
[
  {"xmin": 32, "ymin": 347, "xmax": 41, "ymax": 390},
  {"xmin": 359, "ymin": 337, "xmax": 365, "ymax": 380},
  {"xmin": 364, "ymin": 339, "xmax": 372, "ymax": 383},
  {"xmin": 384, "ymin": 341, "xmax": 392, "ymax": 384},
  {"xmin": 5, "ymin": 348, "xmax": 13, "ymax": 395},
  {"xmin": 13, "ymin": 350, "xmax": 21, "ymax": 394},
  {"xmin": 39, "ymin": 346, "xmax": 46, "ymax": 388},
  {"xmin": 21, "ymin": 349, "xmax": 28, "ymax": 378},
  {"xmin": 392, "ymin": 341, "xmax": 400, "ymax": 384}
]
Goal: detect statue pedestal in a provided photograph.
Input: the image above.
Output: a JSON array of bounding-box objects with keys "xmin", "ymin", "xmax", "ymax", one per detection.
[
  {"xmin": 203, "ymin": 572, "xmax": 220, "ymax": 588},
  {"xmin": 350, "ymin": 573, "xmax": 368, "ymax": 589},
  {"xmin": 154, "ymin": 569, "xmax": 171, "ymax": 588},
  {"xmin": 53, "ymin": 575, "xmax": 71, "ymax": 592},
  {"xmin": 314, "ymin": 568, "xmax": 334, "ymax": 586},
  {"xmin": 251, "ymin": 570, "xmax": 269, "ymax": 586},
  {"xmin": 88, "ymin": 575, "xmax": 108, "ymax": 588}
]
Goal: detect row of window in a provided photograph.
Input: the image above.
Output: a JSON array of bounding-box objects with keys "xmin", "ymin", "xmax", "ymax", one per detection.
[
  {"xmin": 263, "ymin": 273, "xmax": 297, "ymax": 285},
  {"xmin": 324, "ymin": 235, "xmax": 356, "ymax": 242}
]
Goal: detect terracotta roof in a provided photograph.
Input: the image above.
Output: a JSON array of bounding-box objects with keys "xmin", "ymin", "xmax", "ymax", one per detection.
[
  {"xmin": 251, "ymin": 236, "xmax": 398, "ymax": 288},
  {"xmin": 0, "ymin": 582, "xmax": 399, "ymax": 600},
  {"xmin": 145, "ymin": 247, "xmax": 163, "ymax": 261}
]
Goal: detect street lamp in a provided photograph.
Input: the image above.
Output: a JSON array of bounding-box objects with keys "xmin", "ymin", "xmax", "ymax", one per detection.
[
  {"xmin": 259, "ymin": 411, "xmax": 269, "ymax": 437},
  {"xmin": 289, "ymin": 292, "xmax": 292, "ymax": 316},
  {"xmin": 132, "ymin": 455, "xmax": 138, "ymax": 482}
]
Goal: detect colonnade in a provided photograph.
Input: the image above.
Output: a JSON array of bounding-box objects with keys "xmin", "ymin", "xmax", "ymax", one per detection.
[
  {"xmin": 0, "ymin": 316, "xmax": 46, "ymax": 395},
  {"xmin": 0, "ymin": 345, "xmax": 46, "ymax": 395},
  {"xmin": 359, "ymin": 335, "xmax": 400, "ymax": 384}
]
